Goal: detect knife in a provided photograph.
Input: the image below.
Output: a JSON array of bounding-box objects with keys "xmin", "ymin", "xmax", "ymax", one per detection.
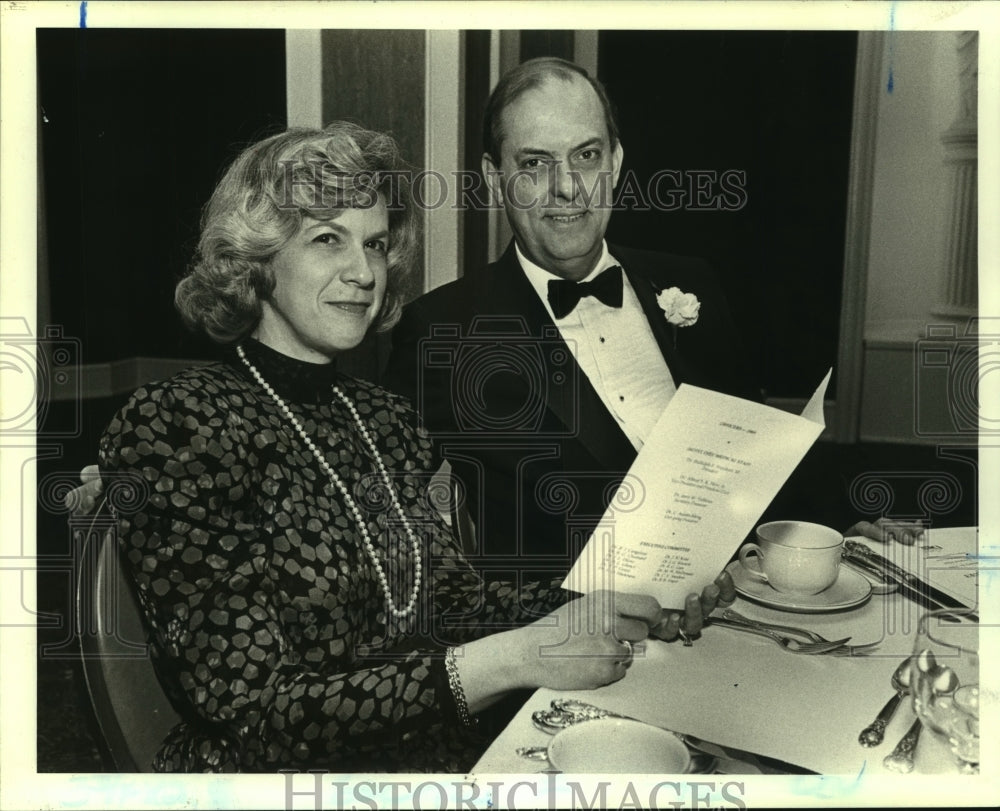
[
  {"xmin": 681, "ymin": 734, "xmax": 817, "ymax": 775},
  {"xmin": 844, "ymin": 540, "xmax": 930, "ymax": 584},
  {"xmin": 844, "ymin": 540, "xmax": 977, "ymax": 611},
  {"xmin": 843, "ymin": 543, "xmax": 978, "ymax": 621}
]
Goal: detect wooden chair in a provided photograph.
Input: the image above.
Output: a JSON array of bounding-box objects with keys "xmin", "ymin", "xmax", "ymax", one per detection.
[{"xmin": 75, "ymin": 501, "xmax": 180, "ymax": 771}]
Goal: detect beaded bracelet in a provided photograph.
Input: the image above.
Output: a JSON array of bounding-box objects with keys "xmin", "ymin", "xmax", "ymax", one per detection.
[{"xmin": 444, "ymin": 647, "xmax": 474, "ymax": 728}]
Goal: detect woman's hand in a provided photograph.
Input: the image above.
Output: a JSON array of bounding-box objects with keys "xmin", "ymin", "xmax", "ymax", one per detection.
[
  {"xmin": 453, "ymin": 577, "xmax": 736, "ymax": 714},
  {"xmin": 649, "ymin": 570, "xmax": 736, "ymax": 642},
  {"xmin": 455, "ymin": 589, "xmax": 660, "ymax": 711},
  {"xmin": 516, "ymin": 589, "xmax": 660, "ymax": 692}
]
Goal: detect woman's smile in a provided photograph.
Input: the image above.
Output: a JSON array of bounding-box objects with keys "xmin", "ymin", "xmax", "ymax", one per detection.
[
  {"xmin": 255, "ymin": 202, "xmax": 390, "ymax": 363},
  {"xmin": 326, "ymin": 300, "xmax": 373, "ymax": 315}
]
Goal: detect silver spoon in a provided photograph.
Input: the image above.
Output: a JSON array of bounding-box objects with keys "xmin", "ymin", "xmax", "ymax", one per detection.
[
  {"xmin": 884, "ymin": 661, "xmax": 960, "ymax": 773},
  {"xmin": 859, "ymin": 657, "xmax": 912, "ymax": 746},
  {"xmin": 882, "ymin": 718, "xmax": 923, "ymax": 773}
]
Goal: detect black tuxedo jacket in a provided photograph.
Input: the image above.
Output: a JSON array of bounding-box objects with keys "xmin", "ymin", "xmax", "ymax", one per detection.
[{"xmin": 382, "ymin": 243, "xmax": 761, "ymax": 577}]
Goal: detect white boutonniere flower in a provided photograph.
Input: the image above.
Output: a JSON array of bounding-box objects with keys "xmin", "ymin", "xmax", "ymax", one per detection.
[{"xmin": 656, "ymin": 287, "xmax": 701, "ymax": 327}]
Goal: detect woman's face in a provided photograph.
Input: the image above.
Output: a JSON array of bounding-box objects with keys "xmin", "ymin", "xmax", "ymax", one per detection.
[{"xmin": 255, "ymin": 199, "xmax": 390, "ymax": 363}]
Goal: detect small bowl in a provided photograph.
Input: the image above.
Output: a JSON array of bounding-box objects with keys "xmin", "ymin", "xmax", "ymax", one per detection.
[{"xmin": 547, "ymin": 717, "xmax": 692, "ymax": 774}]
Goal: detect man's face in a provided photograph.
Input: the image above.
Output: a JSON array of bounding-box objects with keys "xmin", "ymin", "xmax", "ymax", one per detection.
[{"xmin": 484, "ymin": 74, "xmax": 623, "ymax": 282}]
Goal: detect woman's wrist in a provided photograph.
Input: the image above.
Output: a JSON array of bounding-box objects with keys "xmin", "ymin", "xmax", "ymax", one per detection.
[
  {"xmin": 444, "ymin": 646, "xmax": 474, "ymax": 727},
  {"xmin": 449, "ymin": 629, "xmax": 537, "ymax": 714}
]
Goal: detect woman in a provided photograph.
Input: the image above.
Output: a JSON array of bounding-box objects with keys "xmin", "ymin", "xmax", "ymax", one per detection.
[{"xmin": 95, "ymin": 122, "xmax": 705, "ymax": 773}]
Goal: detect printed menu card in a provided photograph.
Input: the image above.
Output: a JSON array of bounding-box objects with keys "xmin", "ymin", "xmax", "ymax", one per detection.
[{"xmin": 563, "ymin": 370, "xmax": 832, "ymax": 606}]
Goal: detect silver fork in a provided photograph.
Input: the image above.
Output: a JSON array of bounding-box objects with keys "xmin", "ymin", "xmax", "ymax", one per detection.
[
  {"xmin": 708, "ymin": 616, "xmax": 851, "ymax": 653},
  {"xmin": 720, "ymin": 610, "xmax": 881, "ymax": 655},
  {"xmin": 722, "ymin": 609, "xmax": 838, "ymax": 644},
  {"xmin": 825, "ymin": 641, "xmax": 882, "ymax": 656}
]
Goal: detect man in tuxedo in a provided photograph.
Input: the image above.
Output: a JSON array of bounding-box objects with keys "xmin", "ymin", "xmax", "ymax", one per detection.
[
  {"xmin": 65, "ymin": 58, "xmax": 917, "ymax": 635},
  {"xmin": 383, "ymin": 58, "xmax": 760, "ymax": 613}
]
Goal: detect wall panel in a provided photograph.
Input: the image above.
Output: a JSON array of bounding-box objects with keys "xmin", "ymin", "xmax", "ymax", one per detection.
[{"xmin": 320, "ymin": 30, "xmax": 426, "ymax": 380}]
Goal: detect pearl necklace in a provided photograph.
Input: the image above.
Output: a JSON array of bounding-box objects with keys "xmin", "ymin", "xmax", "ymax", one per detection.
[{"xmin": 236, "ymin": 345, "xmax": 422, "ymax": 618}]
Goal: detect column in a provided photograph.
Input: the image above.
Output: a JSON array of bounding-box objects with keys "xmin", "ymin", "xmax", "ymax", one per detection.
[{"xmin": 933, "ymin": 32, "xmax": 978, "ymax": 318}]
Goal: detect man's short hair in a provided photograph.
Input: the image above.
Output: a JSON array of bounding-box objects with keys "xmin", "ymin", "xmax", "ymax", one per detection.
[{"xmin": 482, "ymin": 57, "xmax": 620, "ymax": 165}]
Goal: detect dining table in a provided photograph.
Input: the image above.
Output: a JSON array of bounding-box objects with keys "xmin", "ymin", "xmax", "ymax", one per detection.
[{"xmin": 471, "ymin": 527, "xmax": 989, "ymax": 778}]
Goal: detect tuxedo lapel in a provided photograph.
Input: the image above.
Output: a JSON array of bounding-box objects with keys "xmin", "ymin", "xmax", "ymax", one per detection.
[
  {"xmin": 620, "ymin": 256, "xmax": 693, "ymax": 387},
  {"xmin": 480, "ymin": 245, "xmax": 554, "ymax": 336},
  {"xmin": 614, "ymin": 244, "xmax": 751, "ymax": 396},
  {"xmin": 484, "ymin": 246, "xmax": 636, "ymax": 472}
]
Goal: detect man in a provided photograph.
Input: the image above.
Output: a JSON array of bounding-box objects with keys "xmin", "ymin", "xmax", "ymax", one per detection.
[
  {"xmin": 67, "ymin": 59, "xmax": 915, "ymax": 631},
  {"xmin": 383, "ymin": 57, "xmax": 920, "ymax": 625},
  {"xmin": 65, "ymin": 60, "xmax": 736, "ymax": 644},
  {"xmin": 384, "ymin": 58, "xmax": 759, "ymax": 590}
]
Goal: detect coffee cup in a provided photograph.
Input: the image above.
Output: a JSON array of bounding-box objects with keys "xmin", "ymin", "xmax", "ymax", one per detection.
[{"xmin": 738, "ymin": 521, "xmax": 844, "ymax": 595}]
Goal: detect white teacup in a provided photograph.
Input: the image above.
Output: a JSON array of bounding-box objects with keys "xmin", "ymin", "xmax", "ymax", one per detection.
[{"xmin": 738, "ymin": 521, "xmax": 844, "ymax": 595}]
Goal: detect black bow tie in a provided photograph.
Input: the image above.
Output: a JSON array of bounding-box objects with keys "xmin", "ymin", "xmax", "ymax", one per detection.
[{"xmin": 547, "ymin": 266, "xmax": 624, "ymax": 319}]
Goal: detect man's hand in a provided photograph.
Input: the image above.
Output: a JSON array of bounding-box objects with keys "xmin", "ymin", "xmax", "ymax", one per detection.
[
  {"xmin": 64, "ymin": 464, "xmax": 103, "ymax": 515},
  {"xmin": 649, "ymin": 570, "xmax": 736, "ymax": 642},
  {"xmin": 845, "ymin": 517, "xmax": 925, "ymax": 546}
]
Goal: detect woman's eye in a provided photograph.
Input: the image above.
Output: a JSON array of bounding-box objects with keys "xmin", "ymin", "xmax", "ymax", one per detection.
[
  {"xmin": 313, "ymin": 233, "xmax": 339, "ymax": 245},
  {"xmin": 366, "ymin": 239, "xmax": 388, "ymax": 254}
]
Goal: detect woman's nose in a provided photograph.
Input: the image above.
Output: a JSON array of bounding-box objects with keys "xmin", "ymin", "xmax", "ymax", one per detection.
[{"xmin": 339, "ymin": 245, "xmax": 376, "ymax": 288}]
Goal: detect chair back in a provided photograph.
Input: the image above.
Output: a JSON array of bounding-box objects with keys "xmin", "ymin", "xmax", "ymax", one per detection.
[{"xmin": 75, "ymin": 505, "xmax": 180, "ymax": 771}]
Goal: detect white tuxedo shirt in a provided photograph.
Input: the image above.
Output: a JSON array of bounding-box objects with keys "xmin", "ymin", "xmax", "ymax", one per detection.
[{"xmin": 517, "ymin": 242, "xmax": 677, "ymax": 450}]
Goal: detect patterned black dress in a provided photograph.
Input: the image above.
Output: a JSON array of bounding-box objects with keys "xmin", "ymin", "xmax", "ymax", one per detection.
[{"xmin": 98, "ymin": 339, "xmax": 568, "ymax": 772}]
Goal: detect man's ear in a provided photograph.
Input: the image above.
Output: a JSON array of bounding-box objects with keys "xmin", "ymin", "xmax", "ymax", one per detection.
[
  {"xmin": 482, "ymin": 153, "xmax": 505, "ymax": 208},
  {"xmin": 611, "ymin": 141, "xmax": 624, "ymax": 189}
]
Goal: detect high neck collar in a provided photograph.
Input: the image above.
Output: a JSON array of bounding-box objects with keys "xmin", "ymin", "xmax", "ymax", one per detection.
[{"xmin": 231, "ymin": 337, "xmax": 341, "ymax": 404}]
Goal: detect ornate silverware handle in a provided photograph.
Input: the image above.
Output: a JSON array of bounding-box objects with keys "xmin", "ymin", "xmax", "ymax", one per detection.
[
  {"xmin": 722, "ymin": 609, "xmax": 826, "ymax": 642},
  {"xmin": 551, "ymin": 698, "xmax": 627, "ymax": 720},
  {"xmin": 858, "ymin": 692, "xmax": 903, "ymax": 747},
  {"xmin": 883, "ymin": 719, "xmax": 923, "ymax": 773}
]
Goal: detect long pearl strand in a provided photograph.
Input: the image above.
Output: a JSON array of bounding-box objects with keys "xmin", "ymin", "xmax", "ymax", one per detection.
[{"xmin": 236, "ymin": 345, "xmax": 422, "ymax": 618}]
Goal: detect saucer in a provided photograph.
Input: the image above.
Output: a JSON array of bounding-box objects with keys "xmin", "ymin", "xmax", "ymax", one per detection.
[
  {"xmin": 726, "ymin": 560, "xmax": 872, "ymax": 613},
  {"xmin": 547, "ymin": 717, "xmax": 692, "ymax": 774}
]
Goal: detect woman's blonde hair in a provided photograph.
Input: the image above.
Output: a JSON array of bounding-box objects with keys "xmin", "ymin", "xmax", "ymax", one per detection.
[{"xmin": 175, "ymin": 122, "xmax": 418, "ymax": 343}]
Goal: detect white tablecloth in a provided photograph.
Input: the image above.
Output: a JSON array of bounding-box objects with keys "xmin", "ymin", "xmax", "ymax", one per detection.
[{"xmin": 473, "ymin": 528, "xmax": 985, "ymax": 776}]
